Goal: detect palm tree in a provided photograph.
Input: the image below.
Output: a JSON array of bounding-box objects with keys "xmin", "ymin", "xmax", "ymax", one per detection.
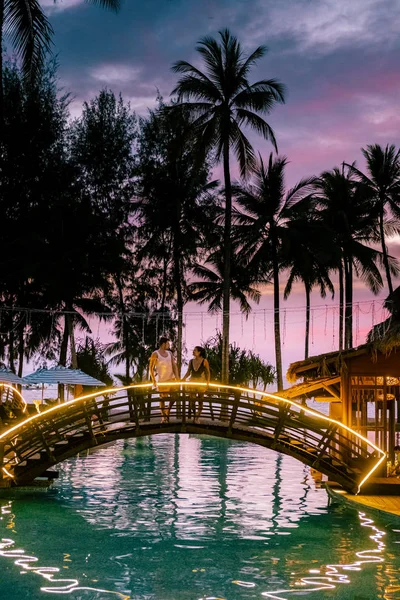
[
  {"xmin": 346, "ymin": 145, "xmax": 400, "ymax": 295},
  {"xmin": 189, "ymin": 248, "xmax": 265, "ymax": 317},
  {"xmin": 314, "ymin": 165, "xmax": 399, "ymax": 350},
  {"xmin": 234, "ymin": 154, "xmax": 315, "ymax": 390},
  {"xmin": 135, "ymin": 101, "xmax": 218, "ymax": 372},
  {"xmin": 171, "ymin": 28, "xmax": 285, "ymax": 383},
  {"xmin": 283, "ymin": 201, "xmax": 335, "ymax": 359},
  {"xmin": 0, "ymin": 0, "xmax": 121, "ymax": 127}
]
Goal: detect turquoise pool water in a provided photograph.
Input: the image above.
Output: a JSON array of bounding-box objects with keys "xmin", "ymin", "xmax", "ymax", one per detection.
[{"xmin": 0, "ymin": 434, "xmax": 399, "ymax": 600}]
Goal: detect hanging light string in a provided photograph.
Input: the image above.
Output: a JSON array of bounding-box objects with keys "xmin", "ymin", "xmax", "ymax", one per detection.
[{"xmin": 0, "ymin": 298, "xmax": 390, "ymax": 319}]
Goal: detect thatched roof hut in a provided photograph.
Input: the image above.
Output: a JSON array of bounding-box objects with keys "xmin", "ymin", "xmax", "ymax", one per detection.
[
  {"xmin": 286, "ymin": 345, "xmax": 369, "ymax": 383},
  {"xmin": 368, "ymin": 287, "xmax": 400, "ymax": 354}
]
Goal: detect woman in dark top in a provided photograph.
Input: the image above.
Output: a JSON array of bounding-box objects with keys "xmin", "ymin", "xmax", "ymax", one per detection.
[{"xmin": 182, "ymin": 346, "xmax": 210, "ymax": 422}]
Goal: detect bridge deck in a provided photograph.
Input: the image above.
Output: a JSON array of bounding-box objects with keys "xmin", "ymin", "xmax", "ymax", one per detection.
[{"xmin": 0, "ymin": 383, "xmax": 386, "ymax": 494}]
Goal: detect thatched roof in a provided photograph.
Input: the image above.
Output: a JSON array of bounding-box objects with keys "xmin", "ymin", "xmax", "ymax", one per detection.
[
  {"xmin": 368, "ymin": 287, "xmax": 400, "ymax": 354},
  {"xmin": 286, "ymin": 345, "xmax": 369, "ymax": 382},
  {"xmin": 368, "ymin": 316, "xmax": 400, "ymax": 354}
]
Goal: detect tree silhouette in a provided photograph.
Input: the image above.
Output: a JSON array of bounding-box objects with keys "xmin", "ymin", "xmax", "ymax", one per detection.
[{"xmin": 171, "ymin": 29, "xmax": 285, "ymax": 383}]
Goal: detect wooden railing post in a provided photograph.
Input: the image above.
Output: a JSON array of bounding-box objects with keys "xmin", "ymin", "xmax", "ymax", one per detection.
[
  {"xmin": 219, "ymin": 388, "xmax": 229, "ymax": 421},
  {"xmin": 272, "ymin": 405, "xmax": 290, "ymax": 445},
  {"xmin": 83, "ymin": 400, "xmax": 98, "ymax": 445},
  {"xmin": 181, "ymin": 389, "xmax": 186, "ymax": 431},
  {"xmin": 312, "ymin": 424, "xmax": 337, "ymax": 469},
  {"xmin": 0, "ymin": 441, "xmax": 4, "ymax": 482},
  {"xmin": 127, "ymin": 389, "xmax": 137, "ymax": 424},
  {"xmin": 32, "ymin": 421, "xmax": 55, "ymax": 462},
  {"xmin": 228, "ymin": 391, "xmax": 240, "ymax": 434}
]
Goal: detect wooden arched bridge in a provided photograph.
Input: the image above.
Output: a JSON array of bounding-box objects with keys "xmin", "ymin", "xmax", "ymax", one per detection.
[{"xmin": 0, "ymin": 383, "xmax": 385, "ymax": 494}]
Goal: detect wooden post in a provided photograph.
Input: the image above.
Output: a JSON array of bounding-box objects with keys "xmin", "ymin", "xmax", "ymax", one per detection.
[
  {"xmin": 181, "ymin": 390, "xmax": 186, "ymax": 431},
  {"xmin": 228, "ymin": 391, "xmax": 240, "ymax": 434},
  {"xmin": 127, "ymin": 390, "xmax": 137, "ymax": 424},
  {"xmin": 0, "ymin": 441, "xmax": 4, "ymax": 481}
]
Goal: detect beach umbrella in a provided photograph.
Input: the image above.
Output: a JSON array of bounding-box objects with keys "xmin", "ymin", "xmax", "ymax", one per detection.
[
  {"xmin": 0, "ymin": 367, "xmax": 26, "ymax": 385},
  {"xmin": 23, "ymin": 365, "xmax": 106, "ymax": 386}
]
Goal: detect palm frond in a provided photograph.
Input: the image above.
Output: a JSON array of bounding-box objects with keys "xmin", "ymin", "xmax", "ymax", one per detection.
[
  {"xmin": 236, "ymin": 108, "xmax": 278, "ymax": 152},
  {"xmin": 83, "ymin": 0, "xmax": 121, "ymax": 10},
  {"xmin": 5, "ymin": 0, "xmax": 54, "ymax": 82},
  {"xmin": 236, "ymin": 45, "xmax": 268, "ymax": 79},
  {"xmin": 234, "ymin": 79, "xmax": 286, "ymax": 112},
  {"xmin": 230, "ymin": 120, "xmax": 256, "ymax": 177}
]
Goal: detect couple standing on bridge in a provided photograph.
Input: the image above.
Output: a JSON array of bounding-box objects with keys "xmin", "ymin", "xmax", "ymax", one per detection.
[{"xmin": 149, "ymin": 337, "xmax": 211, "ymax": 423}]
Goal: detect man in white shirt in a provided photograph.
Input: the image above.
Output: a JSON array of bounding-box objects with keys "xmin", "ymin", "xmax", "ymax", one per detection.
[{"xmin": 149, "ymin": 337, "xmax": 179, "ymax": 422}]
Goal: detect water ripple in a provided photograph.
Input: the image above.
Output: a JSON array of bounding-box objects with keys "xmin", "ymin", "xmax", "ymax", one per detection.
[{"xmin": 0, "ymin": 434, "xmax": 399, "ymax": 599}]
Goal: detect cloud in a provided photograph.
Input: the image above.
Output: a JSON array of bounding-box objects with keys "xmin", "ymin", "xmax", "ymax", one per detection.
[
  {"xmin": 90, "ymin": 64, "xmax": 141, "ymax": 84},
  {"xmin": 41, "ymin": 0, "xmax": 86, "ymax": 14},
  {"xmin": 246, "ymin": 0, "xmax": 400, "ymax": 54}
]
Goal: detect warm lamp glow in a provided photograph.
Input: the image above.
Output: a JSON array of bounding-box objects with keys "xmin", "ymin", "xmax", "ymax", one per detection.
[
  {"xmin": 377, "ymin": 393, "xmax": 395, "ymax": 401},
  {"xmin": 0, "ymin": 384, "xmax": 27, "ymax": 412},
  {"xmin": 377, "ymin": 376, "xmax": 399, "ymax": 386}
]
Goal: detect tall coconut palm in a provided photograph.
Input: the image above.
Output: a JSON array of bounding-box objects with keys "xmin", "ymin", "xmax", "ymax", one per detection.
[
  {"xmin": 0, "ymin": 0, "xmax": 121, "ymax": 127},
  {"xmin": 283, "ymin": 201, "xmax": 335, "ymax": 359},
  {"xmin": 346, "ymin": 145, "xmax": 400, "ymax": 295},
  {"xmin": 234, "ymin": 154, "xmax": 315, "ymax": 390},
  {"xmin": 135, "ymin": 101, "xmax": 218, "ymax": 373},
  {"xmin": 314, "ymin": 165, "xmax": 399, "ymax": 350},
  {"xmin": 171, "ymin": 29, "xmax": 285, "ymax": 383},
  {"xmin": 188, "ymin": 248, "xmax": 266, "ymax": 316}
]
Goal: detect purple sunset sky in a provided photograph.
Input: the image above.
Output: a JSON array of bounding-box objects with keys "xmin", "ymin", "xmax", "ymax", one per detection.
[{"xmin": 39, "ymin": 0, "xmax": 400, "ymax": 378}]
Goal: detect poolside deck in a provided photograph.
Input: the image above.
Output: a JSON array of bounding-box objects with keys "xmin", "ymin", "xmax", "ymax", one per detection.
[{"xmin": 327, "ymin": 485, "xmax": 400, "ymax": 519}]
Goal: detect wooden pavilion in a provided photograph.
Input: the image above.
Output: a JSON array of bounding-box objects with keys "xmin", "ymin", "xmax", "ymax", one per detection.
[{"xmin": 283, "ymin": 344, "xmax": 400, "ymax": 464}]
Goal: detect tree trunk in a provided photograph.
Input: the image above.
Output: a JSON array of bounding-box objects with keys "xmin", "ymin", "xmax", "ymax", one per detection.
[
  {"xmin": 161, "ymin": 253, "xmax": 168, "ymax": 314},
  {"xmin": 304, "ymin": 283, "xmax": 310, "ymax": 359},
  {"xmin": 8, "ymin": 326, "xmax": 15, "ymax": 374},
  {"xmin": 173, "ymin": 214, "xmax": 183, "ymax": 376},
  {"xmin": 59, "ymin": 314, "xmax": 69, "ymax": 366},
  {"xmin": 379, "ymin": 203, "xmax": 393, "ymax": 295},
  {"xmin": 58, "ymin": 313, "xmax": 69, "ymax": 402},
  {"xmin": 17, "ymin": 323, "xmax": 24, "ymax": 378},
  {"xmin": 272, "ymin": 248, "xmax": 283, "ymax": 390},
  {"xmin": 0, "ymin": 0, "xmax": 4, "ymax": 137},
  {"xmin": 221, "ymin": 141, "xmax": 232, "ymax": 384},
  {"xmin": 344, "ymin": 256, "xmax": 353, "ymax": 349},
  {"xmin": 176, "ymin": 303, "xmax": 183, "ymax": 376},
  {"xmin": 116, "ymin": 276, "xmax": 130, "ymax": 382},
  {"xmin": 338, "ymin": 259, "xmax": 344, "ymax": 351},
  {"xmin": 68, "ymin": 314, "xmax": 77, "ymax": 369}
]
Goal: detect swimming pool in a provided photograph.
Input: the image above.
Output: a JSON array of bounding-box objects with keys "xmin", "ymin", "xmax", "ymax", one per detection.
[{"xmin": 0, "ymin": 434, "xmax": 399, "ymax": 599}]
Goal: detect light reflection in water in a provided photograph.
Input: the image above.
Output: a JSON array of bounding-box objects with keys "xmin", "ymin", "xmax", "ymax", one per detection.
[
  {"xmin": 0, "ymin": 503, "xmax": 130, "ymax": 599},
  {"xmin": 261, "ymin": 511, "xmax": 386, "ymax": 599},
  {"xmin": 1, "ymin": 435, "xmax": 399, "ymax": 599}
]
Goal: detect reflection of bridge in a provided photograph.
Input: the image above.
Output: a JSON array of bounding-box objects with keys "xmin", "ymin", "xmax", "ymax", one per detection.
[{"xmin": 0, "ymin": 383, "xmax": 386, "ymax": 494}]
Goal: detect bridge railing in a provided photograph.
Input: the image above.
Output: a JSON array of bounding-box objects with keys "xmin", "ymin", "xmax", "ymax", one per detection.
[{"xmin": 0, "ymin": 382, "xmax": 386, "ymax": 493}]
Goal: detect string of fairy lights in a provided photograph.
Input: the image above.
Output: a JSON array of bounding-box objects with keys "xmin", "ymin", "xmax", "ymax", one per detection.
[{"xmin": 0, "ymin": 298, "xmax": 392, "ymax": 350}]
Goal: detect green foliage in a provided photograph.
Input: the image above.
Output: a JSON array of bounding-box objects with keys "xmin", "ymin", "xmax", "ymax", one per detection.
[
  {"xmin": 135, "ymin": 98, "xmax": 218, "ymax": 298},
  {"xmin": 134, "ymin": 97, "xmax": 219, "ymax": 368},
  {"xmin": 171, "ymin": 28, "xmax": 285, "ymax": 176},
  {"xmin": 189, "ymin": 248, "xmax": 266, "ymax": 315},
  {"xmin": 75, "ymin": 337, "xmax": 113, "ymax": 388},
  {"xmin": 1, "ymin": 30, "xmax": 400, "ymax": 383},
  {"xmin": 203, "ymin": 333, "xmax": 275, "ymax": 388},
  {"xmin": 0, "ymin": 0, "xmax": 121, "ymax": 94}
]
